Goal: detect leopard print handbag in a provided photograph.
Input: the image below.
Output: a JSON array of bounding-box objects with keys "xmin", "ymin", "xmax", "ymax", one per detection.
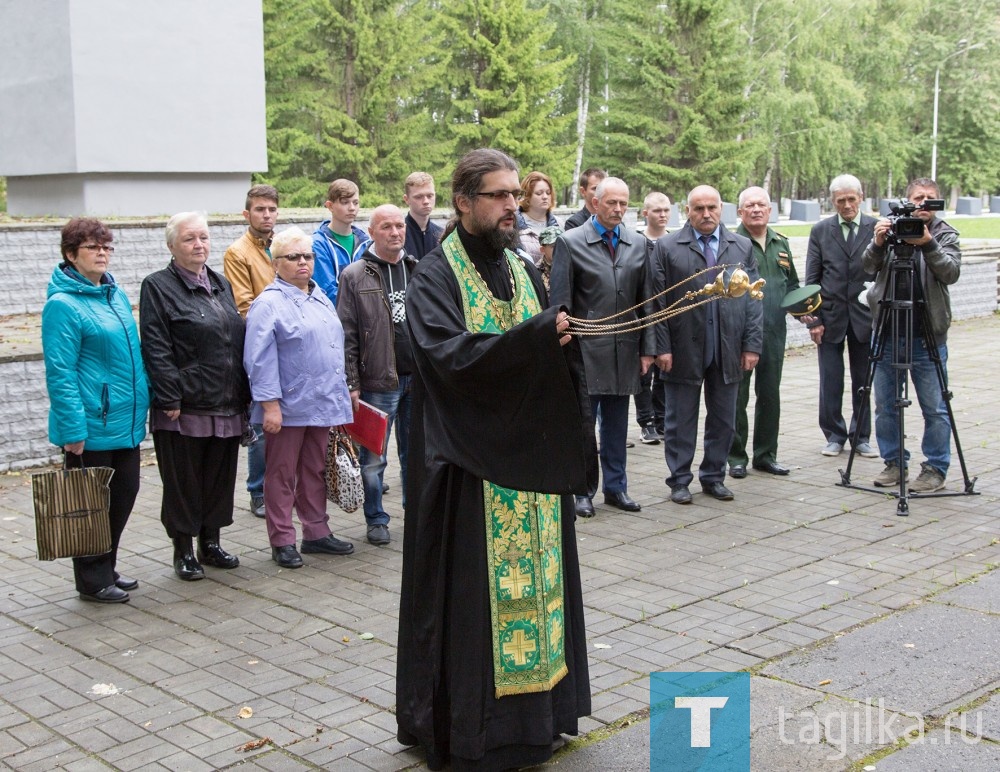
[{"xmin": 325, "ymin": 428, "xmax": 364, "ymax": 513}]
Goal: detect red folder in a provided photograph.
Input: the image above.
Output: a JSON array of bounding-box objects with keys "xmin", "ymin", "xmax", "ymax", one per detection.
[{"xmin": 345, "ymin": 400, "xmax": 389, "ymax": 456}]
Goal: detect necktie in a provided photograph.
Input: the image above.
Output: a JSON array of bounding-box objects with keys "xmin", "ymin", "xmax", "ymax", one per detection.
[
  {"xmin": 845, "ymin": 220, "xmax": 856, "ymax": 254},
  {"xmin": 603, "ymin": 230, "xmax": 616, "ymax": 259},
  {"xmin": 700, "ymin": 235, "xmax": 716, "ymax": 267}
]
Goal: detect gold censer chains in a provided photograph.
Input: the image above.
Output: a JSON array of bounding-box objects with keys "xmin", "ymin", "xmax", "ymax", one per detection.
[{"xmin": 564, "ymin": 265, "xmax": 766, "ymax": 337}]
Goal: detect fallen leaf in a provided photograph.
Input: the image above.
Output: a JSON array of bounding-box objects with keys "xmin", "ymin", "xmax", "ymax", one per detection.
[
  {"xmin": 818, "ymin": 679, "xmax": 832, "ymax": 686},
  {"xmin": 237, "ymin": 737, "xmax": 271, "ymax": 752},
  {"xmin": 342, "ymin": 636, "xmax": 351, "ymax": 643},
  {"xmin": 238, "ymin": 706, "xmax": 253, "ymax": 719}
]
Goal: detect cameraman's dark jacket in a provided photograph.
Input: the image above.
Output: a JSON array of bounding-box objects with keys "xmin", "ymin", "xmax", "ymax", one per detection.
[{"xmin": 862, "ymin": 217, "xmax": 961, "ymax": 344}]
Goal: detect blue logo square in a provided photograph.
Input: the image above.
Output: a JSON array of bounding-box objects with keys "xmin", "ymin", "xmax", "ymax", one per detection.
[{"xmin": 650, "ymin": 671, "xmax": 750, "ymax": 771}]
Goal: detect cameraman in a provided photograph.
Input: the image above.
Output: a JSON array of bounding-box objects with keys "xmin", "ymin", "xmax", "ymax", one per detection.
[{"xmin": 863, "ymin": 178, "xmax": 961, "ymax": 492}]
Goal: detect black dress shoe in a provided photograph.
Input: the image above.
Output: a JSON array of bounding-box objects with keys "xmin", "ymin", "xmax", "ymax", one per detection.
[
  {"xmin": 701, "ymin": 481, "xmax": 735, "ymax": 501},
  {"xmin": 272, "ymin": 544, "xmax": 304, "ymax": 568},
  {"xmin": 604, "ymin": 491, "xmax": 641, "ymax": 512},
  {"xmin": 174, "ymin": 553, "xmax": 205, "ymax": 581},
  {"xmin": 670, "ymin": 485, "xmax": 692, "ymax": 504},
  {"xmin": 79, "ymin": 585, "xmax": 130, "ymax": 604},
  {"xmin": 197, "ymin": 541, "xmax": 240, "ymax": 569},
  {"xmin": 301, "ymin": 534, "xmax": 354, "ymax": 555},
  {"xmin": 114, "ymin": 574, "xmax": 139, "ymax": 591},
  {"xmin": 574, "ymin": 495, "xmax": 595, "ymax": 518},
  {"xmin": 753, "ymin": 461, "xmax": 790, "ymax": 476},
  {"xmin": 729, "ymin": 464, "xmax": 747, "ymax": 479}
]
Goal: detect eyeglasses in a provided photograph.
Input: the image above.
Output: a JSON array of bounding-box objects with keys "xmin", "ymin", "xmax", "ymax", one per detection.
[
  {"xmin": 473, "ymin": 189, "xmax": 522, "ymax": 201},
  {"xmin": 277, "ymin": 252, "xmax": 314, "ymax": 262},
  {"xmin": 80, "ymin": 244, "xmax": 115, "ymax": 254}
]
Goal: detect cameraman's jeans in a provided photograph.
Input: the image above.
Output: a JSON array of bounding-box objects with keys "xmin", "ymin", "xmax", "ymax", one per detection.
[
  {"xmin": 360, "ymin": 376, "xmax": 412, "ymax": 527},
  {"xmin": 247, "ymin": 421, "xmax": 265, "ymax": 498},
  {"xmin": 874, "ymin": 337, "xmax": 950, "ymax": 475}
]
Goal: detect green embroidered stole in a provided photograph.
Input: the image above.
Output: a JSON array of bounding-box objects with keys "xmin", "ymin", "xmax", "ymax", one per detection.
[{"xmin": 441, "ymin": 231, "xmax": 568, "ymax": 697}]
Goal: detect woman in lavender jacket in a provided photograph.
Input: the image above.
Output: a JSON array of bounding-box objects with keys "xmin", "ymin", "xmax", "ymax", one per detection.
[{"xmin": 243, "ymin": 227, "xmax": 355, "ymax": 569}]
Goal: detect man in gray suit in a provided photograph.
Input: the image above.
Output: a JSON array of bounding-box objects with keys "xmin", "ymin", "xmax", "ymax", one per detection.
[
  {"xmin": 551, "ymin": 177, "xmax": 655, "ymax": 516},
  {"xmin": 804, "ymin": 174, "xmax": 878, "ymax": 457},
  {"xmin": 652, "ymin": 185, "xmax": 763, "ymax": 504}
]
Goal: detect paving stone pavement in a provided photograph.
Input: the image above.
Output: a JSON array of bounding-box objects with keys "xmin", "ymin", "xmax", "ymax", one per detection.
[{"xmin": 1, "ymin": 315, "xmax": 998, "ymax": 771}]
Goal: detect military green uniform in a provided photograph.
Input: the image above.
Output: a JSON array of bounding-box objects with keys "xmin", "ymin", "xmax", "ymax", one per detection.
[{"xmin": 729, "ymin": 225, "xmax": 800, "ymax": 468}]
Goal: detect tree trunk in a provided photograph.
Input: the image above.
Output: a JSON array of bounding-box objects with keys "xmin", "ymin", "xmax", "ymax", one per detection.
[{"xmin": 572, "ymin": 53, "xmax": 591, "ymax": 207}]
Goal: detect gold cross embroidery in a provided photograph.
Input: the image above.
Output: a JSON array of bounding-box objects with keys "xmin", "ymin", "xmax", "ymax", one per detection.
[
  {"xmin": 499, "ymin": 562, "xmax": 533, "ymax": 599},
  {"xmin": 503, "ymin": 628, "xmax": 537, "ymax": 667}
]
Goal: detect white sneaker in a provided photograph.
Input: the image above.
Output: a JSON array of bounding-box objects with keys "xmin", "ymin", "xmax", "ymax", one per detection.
[{"xmin": 822, "ymin": 442, "xmax": 844, "ymax": 456}]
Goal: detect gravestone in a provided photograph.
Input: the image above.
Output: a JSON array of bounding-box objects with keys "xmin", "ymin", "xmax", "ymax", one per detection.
[
  {"xmin": 790, "ymin": 200, "xmax": 820, "ymax": 222},
  {"xmin": 0, "ymin": 0, "xmax": 267, "ymax": 217},
  {"xmin": 955, "ymin": 197, "xmax": 982, "ymax": 216}
]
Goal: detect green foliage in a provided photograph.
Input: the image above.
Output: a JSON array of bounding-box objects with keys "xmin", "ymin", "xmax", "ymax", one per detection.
[
  {"xmin": 259, "ymin": 0, "xmax": 1000, "ymax": 211},
  {"xmin": 435, "ymin": 0, "xmax": 576, "ymax": 188}
]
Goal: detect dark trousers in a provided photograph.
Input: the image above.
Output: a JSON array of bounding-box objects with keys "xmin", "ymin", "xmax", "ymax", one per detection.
[
  {"xmin": 730, "ymin": 334, "xmax": 785, "ymax": 467},
  {"xmin": 633, "ymin": 368, "xmax": 665, "ymax": 429},
  {"xmin": 67, "ymin": 446, "xmax": 141, "ymax": 594},
  {"xmin": 153, "ymin": 431, "xmax": 239, "ymax": 539},
  {"xmin": 663, "ymin": 361, "xmax": 738, "ymax": 488},
  {"xmin": 818, "ymin": 325, "xmax": 871, "ymax": 446},
  {"xmin": 590, "ymin": 394, "xmax": 630, "ymax": 494}
]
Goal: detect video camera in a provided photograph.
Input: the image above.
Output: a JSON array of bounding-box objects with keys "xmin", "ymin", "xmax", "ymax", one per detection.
[{"xmin": 885, "ymin": 198, "xmax": 945, "ymax": 240}]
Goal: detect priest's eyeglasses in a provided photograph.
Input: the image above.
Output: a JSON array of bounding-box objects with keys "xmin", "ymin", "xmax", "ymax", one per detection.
[{"xmin": 474, "ymin": 189, "xmax": 522, "ymax": 201}]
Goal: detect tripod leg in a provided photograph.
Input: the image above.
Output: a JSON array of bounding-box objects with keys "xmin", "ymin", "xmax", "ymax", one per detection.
[{"xmin": 841, "ymin": 306, "xmax": 889, "ymax": 486}]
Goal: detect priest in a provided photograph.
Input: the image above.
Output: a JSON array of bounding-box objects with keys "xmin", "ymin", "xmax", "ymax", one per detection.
[{"xmin": 396, "ymin": 148, "xmax": 594, "ymax": 771}]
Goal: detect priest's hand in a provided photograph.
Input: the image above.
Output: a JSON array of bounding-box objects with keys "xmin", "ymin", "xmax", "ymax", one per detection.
[{"xmin": 556, "ymin": 310, "xmax": 572, "ymax": 347}]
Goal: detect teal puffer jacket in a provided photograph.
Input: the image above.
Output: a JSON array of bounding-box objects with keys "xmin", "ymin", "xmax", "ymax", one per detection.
[{"xmin": 42, "ymin": 264, "xmax": 150, "ymax": 451}]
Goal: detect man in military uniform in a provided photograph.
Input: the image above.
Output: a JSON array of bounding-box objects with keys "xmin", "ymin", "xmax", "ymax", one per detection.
[{"xmin": 728, "ymin": 187, "xmax": 801, "ymax": 477}]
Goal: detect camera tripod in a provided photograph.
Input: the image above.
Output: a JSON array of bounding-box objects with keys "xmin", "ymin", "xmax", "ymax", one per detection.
[{"xmin": 837, "ymin": 240, "xmax": 978, "ymax": 515}]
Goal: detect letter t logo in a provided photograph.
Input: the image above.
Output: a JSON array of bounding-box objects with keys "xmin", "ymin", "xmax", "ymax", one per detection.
[{"xmin": 674, "ymin": 696, "xmax": 729, "ymax": 747}]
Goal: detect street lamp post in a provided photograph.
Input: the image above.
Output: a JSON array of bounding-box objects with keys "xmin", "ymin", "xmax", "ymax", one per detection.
[{"xmin": 931, "ymin": 40, "xmax": 984, "ymax": 180}]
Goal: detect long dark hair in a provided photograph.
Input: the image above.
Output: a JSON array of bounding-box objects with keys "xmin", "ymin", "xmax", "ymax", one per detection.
[{"xmin": 442, "ymin": 149, "xmax": 520, "ymax": 239}]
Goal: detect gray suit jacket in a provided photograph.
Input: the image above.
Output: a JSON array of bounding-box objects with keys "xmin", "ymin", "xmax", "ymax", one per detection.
[
  {"xmin": 549, "ymin": 220, "xmax": 654, "ymax": 396},
  {"xmin": 651, "ymin": 222, "xmax": 763, "ymax": 386},
  {"xmin": 805, "ymin": 214, "xmax": 876, "ymax": 344}
]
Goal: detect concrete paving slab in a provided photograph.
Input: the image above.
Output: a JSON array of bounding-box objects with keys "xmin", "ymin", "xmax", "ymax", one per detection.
[
  {"xmin": 764, "ymin": 604, "xmax": 1000, "ymax": 716},
  {"xmin": 873, "ymin": 728, "xmax": 1000, "ymax": 771},
  {"xmin": 934, "ymin": 570, "xmax": 1000, "ymax": 613}
]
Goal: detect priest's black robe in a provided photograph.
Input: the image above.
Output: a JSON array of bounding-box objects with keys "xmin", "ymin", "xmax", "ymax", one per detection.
[{"xmin": 396, "ymin": 225, "xmax": 594, "ymax": 771}]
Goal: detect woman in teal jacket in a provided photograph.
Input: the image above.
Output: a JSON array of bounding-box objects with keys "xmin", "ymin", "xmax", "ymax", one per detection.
[{"xmin": 42, "ymin": 218, "xmax": 150, "ymax": 604}]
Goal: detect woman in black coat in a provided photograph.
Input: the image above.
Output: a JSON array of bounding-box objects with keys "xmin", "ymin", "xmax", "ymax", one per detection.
[{"xmin": 140, "ymin": 212, "xmax": 251, "ymax": 581}]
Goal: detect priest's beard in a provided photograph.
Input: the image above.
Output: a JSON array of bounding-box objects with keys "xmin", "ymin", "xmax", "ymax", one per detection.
[
  {"xmin": 483, "ymin": 225, "xmax": 521, "ymax": 254},
  {"xmin": 467, "ymin": 209, "xmax": 521, "ymax": 254}
]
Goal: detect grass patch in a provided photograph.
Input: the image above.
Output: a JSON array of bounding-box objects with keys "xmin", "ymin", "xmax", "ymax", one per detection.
[{"xmin": 779, "ymin": 216, "xmax": 1000, "ymax": 239}]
